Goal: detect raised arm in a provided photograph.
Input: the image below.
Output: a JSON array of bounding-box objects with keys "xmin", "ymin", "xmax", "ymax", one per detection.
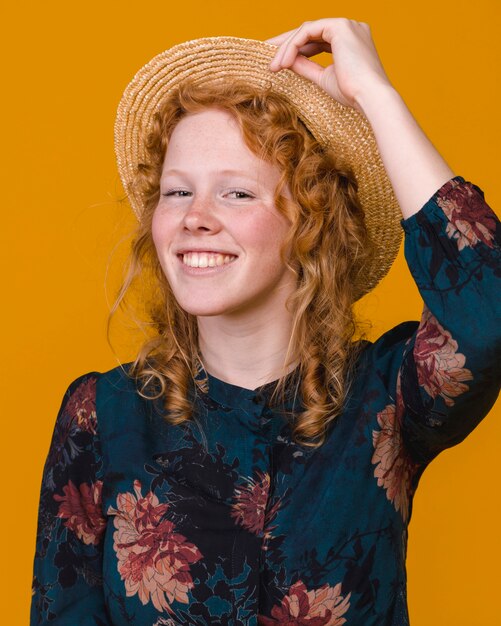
[
  {"xmin": 267, "ymin": 17, "xmax": 455, "ymax": 219},
  {"xmin": 268, "ymin": 19, "xmax": 500, "ymax": 464}
]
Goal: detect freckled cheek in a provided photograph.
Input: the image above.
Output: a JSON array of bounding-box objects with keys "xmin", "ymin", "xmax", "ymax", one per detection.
[
  {"xmin": 151, "ymin": 215, "xmax": 175, "ymax": 256},
  {"xmin": 246, "ymin": 214, "xmax": 286, "ymax": 243},
  {"xmin": 150, "ymin": 235, "xmax": 174, "ymax": 283},
  {"xmin": 150, "ymin": 213, "xmax": 162, "ymax": 248},
  {"xmin": 257, "ymin": 219, "xmax": 291, "ymax": 260}
]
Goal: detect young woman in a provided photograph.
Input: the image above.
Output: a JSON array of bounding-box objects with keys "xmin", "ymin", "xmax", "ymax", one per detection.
[{"xmin": 31, "ymin": 18, "xmax": 500, "ymax": 626}]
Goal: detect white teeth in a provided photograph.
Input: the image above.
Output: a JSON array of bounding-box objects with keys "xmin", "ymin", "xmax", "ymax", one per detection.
[{"xmin": 181, "ymin": 252, "xmax": 236, "ymax": 268}]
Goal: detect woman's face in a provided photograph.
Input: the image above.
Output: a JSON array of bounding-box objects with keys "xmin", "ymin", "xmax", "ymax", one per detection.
[{"xmin": 152, "ymin": 108, "xmax": 297, "ymax": 318}]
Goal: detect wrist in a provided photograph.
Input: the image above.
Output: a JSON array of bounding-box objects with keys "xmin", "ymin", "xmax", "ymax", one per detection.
[{"xmin": 354, "ymin": 81, "xmax": 403, "ymax": 119}]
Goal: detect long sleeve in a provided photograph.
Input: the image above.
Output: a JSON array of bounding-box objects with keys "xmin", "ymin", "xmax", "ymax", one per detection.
[
  {"xmin": 31, "ymin": 373, "xmax": 111, "ymax": 625},
  {"xmin": 395, "ymin": 176, "xmax": 500, "ymax": 464}
]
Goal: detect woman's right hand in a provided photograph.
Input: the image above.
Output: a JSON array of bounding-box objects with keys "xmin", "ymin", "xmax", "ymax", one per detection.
[{"xmin": 266, "ymin": 17, "xmax": 393, "ymax": 113}]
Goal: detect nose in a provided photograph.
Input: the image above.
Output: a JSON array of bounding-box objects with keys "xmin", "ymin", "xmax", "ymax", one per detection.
[{"xmin": 182, "ymin": 194, "xmax": 222, "ymax": 234}]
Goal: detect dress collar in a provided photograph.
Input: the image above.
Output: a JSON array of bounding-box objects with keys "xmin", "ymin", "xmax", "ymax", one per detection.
[{"xmin": 196, "ymin": 365, "xmax": 302, "ymax": 412}]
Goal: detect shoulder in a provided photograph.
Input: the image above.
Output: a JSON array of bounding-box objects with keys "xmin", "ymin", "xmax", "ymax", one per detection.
[
  {"xmin": 374, "ymin": 320, "xmax": 419, "ymax": 350},
  {"xmin": 357, "ymin": 321, "xmax": 419, "ymax": 364},
  {"xmin": 63, "ymin": 363, "xmax": 136, "ymax": 401},
  {"xmin": 61, "ymin": 363, "xmax": 143, "ymax": 430}
]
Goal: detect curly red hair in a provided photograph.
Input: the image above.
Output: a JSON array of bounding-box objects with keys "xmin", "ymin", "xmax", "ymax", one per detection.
[{"xmin": 109, "ymin": 79, "xmax": 375, "ymax": 447}]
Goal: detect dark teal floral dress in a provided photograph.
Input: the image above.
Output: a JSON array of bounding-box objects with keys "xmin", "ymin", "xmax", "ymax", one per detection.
[{"xmin": 31, "ymin": 177, "xmax": 500, "ymax": 625}]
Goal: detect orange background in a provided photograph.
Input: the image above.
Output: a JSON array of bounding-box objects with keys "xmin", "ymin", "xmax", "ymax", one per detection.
[{"xmin": 2, "ymin": 0, "xmax": 500, "ymax": 623}]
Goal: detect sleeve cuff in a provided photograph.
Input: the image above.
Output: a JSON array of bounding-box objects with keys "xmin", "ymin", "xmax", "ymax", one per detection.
[{"xmin": 400, "ymin": 176, "xmax": 467, "ymax": 234}]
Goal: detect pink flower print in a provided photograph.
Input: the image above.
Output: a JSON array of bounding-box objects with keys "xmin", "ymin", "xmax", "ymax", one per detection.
[
  {"xmin": 231, "ymin": 471, "xmax": 281, "ymax": 542},
  {"xmin": 437, "ymin": 180, "xmax": 496, "ymax": 250},
  {"xmin": 415, "ymin": 307, "xmax": 473, "ymax": 406},
  {"xmin": 65, "ymin": 377, "xmax": 97, "ymax": 434},
  {"xmin": 107, "ymin": 480, "xmax": 203, "ymax": 613},
  {"xmin": 54, "ymin": 480, "xmax": 105, "ymax": 546},
  {"xmin": 231, "ymin": 470, "xmax": 269, "ymax": 534},
  {"xmin": 258, "ymin": 579, "xmax": 351, "ymax": 625},
  {"xmin": 372, "ymin": 400, "xmax": 419, "ymax": 523}
]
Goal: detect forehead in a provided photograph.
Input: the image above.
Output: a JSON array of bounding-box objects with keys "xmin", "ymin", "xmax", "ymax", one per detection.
[
  {"xmin": 167, "ymin": 109, "xmax": 244, "ymax": 150},
  {"xmin": 162, "ymin": 109, "xmax": 280, "ymax": 182}
]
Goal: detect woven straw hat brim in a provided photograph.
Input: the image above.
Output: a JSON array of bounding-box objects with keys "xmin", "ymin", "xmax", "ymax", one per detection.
[{"xmin": 114, "ymin": 36, "xmax": 402, "ymax": 299}]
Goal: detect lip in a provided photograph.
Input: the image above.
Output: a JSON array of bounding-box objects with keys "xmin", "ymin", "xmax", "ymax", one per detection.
[{"xmin": 175, "ymin": 248, "xmax": 239, "ymax": 256}]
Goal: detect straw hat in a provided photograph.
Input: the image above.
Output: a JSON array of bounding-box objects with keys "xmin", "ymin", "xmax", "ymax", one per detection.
[{"xmin": 114, "ymin": 36, "xmax": 402, "ymax": 299}]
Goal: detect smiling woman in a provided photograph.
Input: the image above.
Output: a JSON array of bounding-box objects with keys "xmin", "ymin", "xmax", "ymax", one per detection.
[
  {"xmin": 30, "ymin": 20, "xmax": 500, "ymax": 626},
  {"xmin": 115, "ymin": 78, "xmax": 373, "ymax": 440},
  {"xmin": 152, "ymin": 109, "xmax": 296, "ymax": 322}
]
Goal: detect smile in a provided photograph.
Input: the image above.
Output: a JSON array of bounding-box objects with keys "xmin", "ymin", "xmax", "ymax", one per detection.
[{"xmin": 179, "ymin": 252, "xmax": 238, "ymax": 268}]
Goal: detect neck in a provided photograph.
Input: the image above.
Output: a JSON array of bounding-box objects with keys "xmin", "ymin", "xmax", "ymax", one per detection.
[{"xmin": 197, "ymin": 306, "xmax": 297, "ymax": 391}]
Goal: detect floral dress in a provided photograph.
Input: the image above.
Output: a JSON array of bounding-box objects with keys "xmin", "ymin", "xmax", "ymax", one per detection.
[{"xmin": 31, "ymin": 177, "xmax": 500, "ymax": 625}]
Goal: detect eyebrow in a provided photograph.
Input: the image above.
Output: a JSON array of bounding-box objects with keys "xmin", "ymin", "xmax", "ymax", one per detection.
[{"xmin": 161, "ymin": 168, "xmax": 255, "ymax": 178}]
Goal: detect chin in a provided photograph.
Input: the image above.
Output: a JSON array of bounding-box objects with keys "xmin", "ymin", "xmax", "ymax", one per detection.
[{"xmin": 175, "ymin": 299, "xmax": 240, "ymax": 318}]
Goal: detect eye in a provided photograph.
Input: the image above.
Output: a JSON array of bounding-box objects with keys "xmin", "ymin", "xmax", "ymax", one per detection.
[
  {"xmin": 161, "ymin": 189, "xmax": 254, "ymax": 199},
  {"xmin": 226, "ymin": 189, "xmax": 254, "ymax": 199},
  {"xmin": 162, "ymin": 189, "xmax": 192, "ymax": 197}
]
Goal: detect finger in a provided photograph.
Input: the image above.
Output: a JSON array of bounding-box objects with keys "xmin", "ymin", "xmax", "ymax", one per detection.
[
  {"xmin": 275, "ymin": 18, "xmax": 364, "ymax": 69},
  {"xmin": 269, "ymin": 25, "xmax": 304, "ymax": 69},
  {"xmin": 289, "ymin": 41, "xmax": 331, "ymax": 58},
  {"xmin": 269, "ymin": 28, "xmax": 329, "ymax": 70},
  {"xmin": 268, "ymin": 41, "xmax": 330, "ymax": 64},
  {"xmin": 269, "ymin": 42, "xmax": 331, "ymax": 72},
  {"xmin": 268, "ymin": 17, "xmax": 364, "ymax": 48},
  {"xmin": 264, "ymin": 29, "xmax": 299, "ymax": 46},
  {"xmin": 277, "ymin": 22, "xmax": 333, "ymax": 70},
  {"xmin": 287, "ymin": 54, "xmax": 325, "ymax": 86}
]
